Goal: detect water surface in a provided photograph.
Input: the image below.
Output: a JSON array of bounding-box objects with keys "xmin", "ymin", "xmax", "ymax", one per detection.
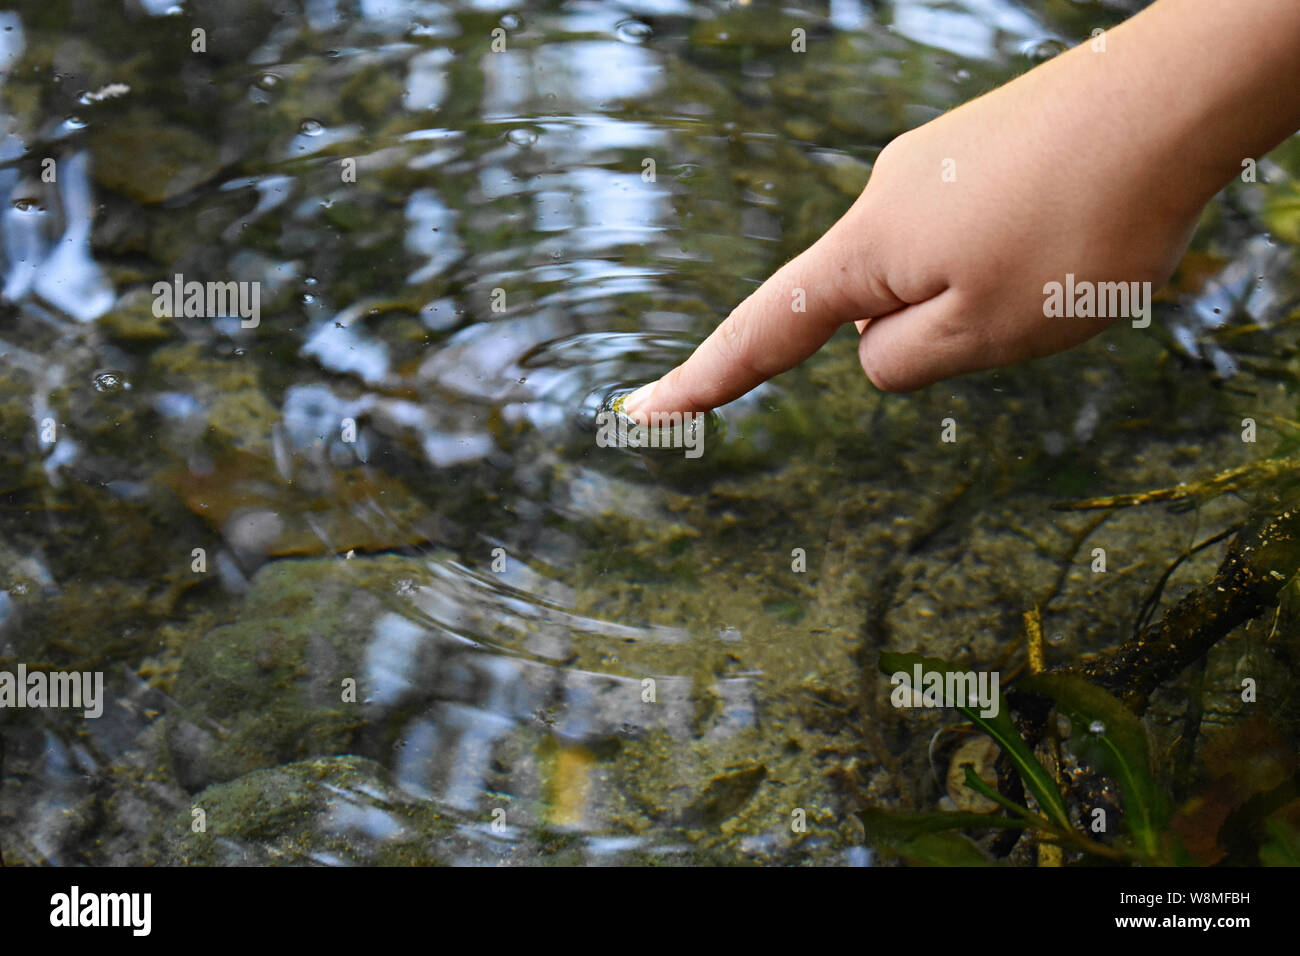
[{"xmin": 1, "ymin": 0, "xmax": 1298, "ymax": 865}]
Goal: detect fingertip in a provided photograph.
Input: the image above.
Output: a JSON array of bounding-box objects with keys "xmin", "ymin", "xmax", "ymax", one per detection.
[{"xmin": 621, "ymin": 381, "xmax": 657, "ymax": 422}]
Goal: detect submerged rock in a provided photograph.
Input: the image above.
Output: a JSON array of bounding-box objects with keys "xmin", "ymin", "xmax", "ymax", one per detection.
[
  {"xmin": 159, "ymin": 756, "xmax": 462, "ymax": 865},
  {"xmin": 165, "ymin": 555, "xmax": 434, "ymax": 791},
  {"xmin": 89, "ymin": 113, "xmax": 222, "ymax": 205}
]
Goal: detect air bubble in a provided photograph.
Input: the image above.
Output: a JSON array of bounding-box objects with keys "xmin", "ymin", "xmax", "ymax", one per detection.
[
  {"xmin": 506, "ymin": 127, "xmax": 538, "ymax": 147},
  {"xmin": 499, "ymin": 13, "xmax": 522, "ymax": 30},
  {"xmin": 300, "ymin": 119, "xmax": 324, "ymax": 136},
  {"xmin": 1023, "ymin": 38, "xmax": 1067, "ymax": 62},
  {"xmin": 1088, "ymin": 719, "xmax": 1105, "ymax": 735},
  {"xmin": 614, "ymin": 19, "xmax": 652, "ymax": 44},
  {"xmin": 256, "ymin": 73, "xmax": 281, "ymax": 91},
  {"xmin": 92, "ymin": 370, "xmax": 130, "ymax": 394}
]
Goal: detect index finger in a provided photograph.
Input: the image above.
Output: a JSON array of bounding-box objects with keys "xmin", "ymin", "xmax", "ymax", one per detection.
[{"xmin": 624, "ymin": 230, "xmax": 901, "ymax": 418}]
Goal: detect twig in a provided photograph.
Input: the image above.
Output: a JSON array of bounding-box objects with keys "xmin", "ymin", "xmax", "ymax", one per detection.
[
  {"xmin": 1054, "ymin": 457, "xmax": 1300, "ymax": 512},
  {"xmin": 1023, "ymin": 607, "xmax": 1062, "ymax": 867}
]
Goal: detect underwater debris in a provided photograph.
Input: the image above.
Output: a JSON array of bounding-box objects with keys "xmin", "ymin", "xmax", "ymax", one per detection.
[{"xmin": 1055, "ymin": 456, "xmax": 1300, "ymax": 511}]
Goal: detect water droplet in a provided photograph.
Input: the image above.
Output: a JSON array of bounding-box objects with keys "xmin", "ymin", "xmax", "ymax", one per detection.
[
  {"xmin": 1024, "ymin": 38, "xmax": 1067, "ymax": 62},
  {"xmin": 953, "ymin": 68, "xmax": 971, "ymax": 81},
  {"xmin": 64, "ymin": 115, "xmax": 87, "ymax": 130},
  {"xmin": 92, "ymin": 370, "xmax": 129, "ymax": 394},
  {"xmin": 256, "ymin": 72, "xmax": 280, "ymax": 91},
  {"xmin": 1088, "ymin": 719, "xmax": 1105, "ymax": 735},
  {"xmin": 12, "ymin": 197, "xmax": 38, "ymax": 212},
  {"xmin": 614, "ymin": 19, "xmax": 652, "ymax": 44},
  {"xmin": 1049, "ymin": 632, "xmax": 1066, "ymax": 645},
  {"xmin": 506, "ymin": 127, "xmax": 538, "ymax": 147},
  {"xmin": 499, "ymin": 13, "xmax": 522, "ymax": 30},
  {"xmin": 300, "ymin": 119, "xmax": 324, "ymax": 136},
  {"xmin": 305, "ymin": 275, "xmax": 318, "ymax": 285}
]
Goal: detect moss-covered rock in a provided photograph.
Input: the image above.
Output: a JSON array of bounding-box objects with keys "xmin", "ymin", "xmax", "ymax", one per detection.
[
  {"xmin": 165, "ymin": 555, "xmax": 434, "ymax": 791},
  {"xmin": 159, "ymin": 756, "xmax": 462, "ymax": 865}
]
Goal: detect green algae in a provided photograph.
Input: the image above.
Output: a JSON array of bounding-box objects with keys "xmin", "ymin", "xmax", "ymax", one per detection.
[{"xmin": 165, "ymin": 555, "xmax": 435, "ymax": 791}]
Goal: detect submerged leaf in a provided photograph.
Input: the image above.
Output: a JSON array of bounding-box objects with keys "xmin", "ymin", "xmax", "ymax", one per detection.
[
  {"xmin": 856, "ymin": 808, "xmax": 1015, "ymax": 866},
  {"xmin": 1260, "ymin": 819, "xmax": 1300, "ymax": 866},
  {"xmin": 1022, "ymin": 673, "xmax": 1169, "ymax": 857},
  {"xmin": 679, "ymin": 764, "xmax": 767, "ymax": 829},
  {"xmin": 879, "ymin": 651, "xmax": 1069, "ymax": 830},
  {"xmin": 883, "ymin": 831, "xmax": 997, "ymax": 867},
  {"xmin": 857, "ymin": 807, "xmax": 1027, "ymax": 841}
]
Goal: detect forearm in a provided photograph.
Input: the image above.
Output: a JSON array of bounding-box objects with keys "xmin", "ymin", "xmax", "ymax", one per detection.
[{"xmin": 972, "ymin": 0, "xmax": 1300, "ymax": 218}]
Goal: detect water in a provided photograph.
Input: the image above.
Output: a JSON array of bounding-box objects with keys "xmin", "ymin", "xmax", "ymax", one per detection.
[{"xmin": 0, "ymin": 0, "xmax": 1297, "ymax": 866}]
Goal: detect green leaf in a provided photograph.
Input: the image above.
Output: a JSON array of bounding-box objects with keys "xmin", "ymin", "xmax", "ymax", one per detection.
[
  {"xmin": 879, "ymin": 651, "xmax": 1070, "ymax": 830},
  {"xmin": 857, "ymin": 809, "xmax": 1005, "ymax": 865},
  {"xmin": 1021, "ymin": 673, "xmax": 1170, "ymax": 858},
  {"xmin": 1260, "ymin": 820, "xmax": 1300, "ymax": 866},
  {"xmin": 885, "ymin": 831, "xmax": 997, "ymax": 867},
  {"xmin": 857, "ymin": 807, "xmax": 1027, "ymax": 842},
  {"xmin": 961, "ymin": 765, "xmax": 1051, "ymax": 831}
]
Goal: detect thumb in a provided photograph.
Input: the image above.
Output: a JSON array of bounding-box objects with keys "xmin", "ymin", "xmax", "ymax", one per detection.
[{"xmin": 855, "ymin": 289, "xmax": 981, "ymax": 393}]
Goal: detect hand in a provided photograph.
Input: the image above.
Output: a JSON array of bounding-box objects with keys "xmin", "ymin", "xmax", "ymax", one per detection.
[{"xmin": 625, "ymin": 0, "xmax": 1300, "ymax": 419}]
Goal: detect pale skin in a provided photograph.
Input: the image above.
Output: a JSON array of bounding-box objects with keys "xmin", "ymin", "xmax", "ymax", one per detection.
[{"xmin": 624, "ymin": 0, "xmax": 1300, "ymax": 420}]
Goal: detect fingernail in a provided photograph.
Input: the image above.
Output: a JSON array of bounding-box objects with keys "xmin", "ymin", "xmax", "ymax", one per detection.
[{"xmin": 622, "ymin": 382, "xmax": 656, "ymax": 422}]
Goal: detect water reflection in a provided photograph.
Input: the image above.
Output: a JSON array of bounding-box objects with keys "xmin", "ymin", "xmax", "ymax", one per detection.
[{"xmin": 0, "ymin": 0, "xmax": 1296, "ymax": 866}]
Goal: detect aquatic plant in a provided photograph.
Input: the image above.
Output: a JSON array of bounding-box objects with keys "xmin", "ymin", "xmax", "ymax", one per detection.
[{"xmin": 862, "ymin": 648, "xmax": 1300, "ymax": 866}]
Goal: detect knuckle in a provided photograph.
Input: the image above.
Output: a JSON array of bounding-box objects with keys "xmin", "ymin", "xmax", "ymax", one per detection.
[
  {"xmin": 869, "ymin": 132, "xmax": 914, "ymax": 182},
  {"xmin": 716, "ymin": 311, "xmax": 770, "ymax": 379}
]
